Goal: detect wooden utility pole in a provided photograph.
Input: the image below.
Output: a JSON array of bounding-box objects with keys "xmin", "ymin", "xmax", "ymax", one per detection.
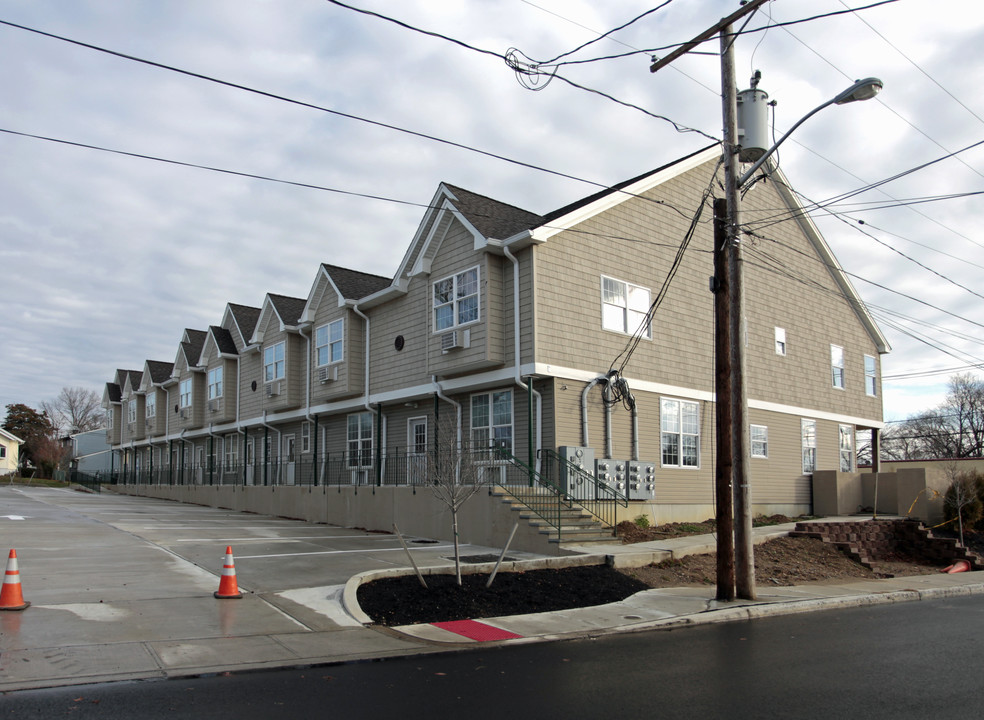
[
  {"xmin": 652, "ymin": 0, "xmax": 768, "ymax": 601},
  {"xmin": 720, "ymin": 24, "xmax": 756, "ymax": 600},
  {"xmin": 713, "ymin": 197, "xmax": 736, "ymax": 602}
]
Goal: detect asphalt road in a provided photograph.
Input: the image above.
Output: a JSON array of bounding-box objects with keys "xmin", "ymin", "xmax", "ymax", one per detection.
[{"xmin": 4, "ymin": 594, "xmax": 982, "ymax": 719}]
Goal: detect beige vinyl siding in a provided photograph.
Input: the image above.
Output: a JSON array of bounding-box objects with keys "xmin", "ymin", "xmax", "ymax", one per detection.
[
  {"xmin": 367, "ymin": 275, "xmax": 431, "ymax": 395},
  {"xmin": 308, "ymin": 278, "xmax": 359, "ymax": 402},
  {"xmin": 238, "ymin": 350, "xmax": 263, "ymax": 419}
]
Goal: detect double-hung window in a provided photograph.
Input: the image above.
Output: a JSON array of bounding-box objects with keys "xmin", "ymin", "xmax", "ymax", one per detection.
[
  {"xmin": 127, "ymin": 399, "xmax": 136, "ymax": 424},
  {"xmin": 433, "ymin": 267, "xmax": 479, "ymax": 331},
  {"xmin": 864, "ymin": 355, "xmax": 877, "ymax": 396},
  {"xmin": 301, "ymin": 422, "xmax": 311, "ymax": 453},
  {"xmin": 224, "ymin": 433, "xmax": 238, "ymax": 471},
  {"xmin": 839, "ymin": 425, "xmax": 854, "ymax": 472},
  {"xmin": 208, "ymin": 367, "xmax": 223, "ymax": 399},
  {"xmin": 347, "ymin": 412, "xmax": 373, "ymax": 468},
  {"xmin": 179, "ymin": 379, "xmax": 192, "ymax": 408},
  {"xmin": 146, "ymin": 393, "xmax": 156, "ymax": 418},
  {"xmin": 831, "ymin": 345, "xmax": 845, "ymax": 389},
  {"xmin": 316, "ymin": 319, "xmax": 344, "ymax": 366},
  {"xmin": 802, "ymin": 419, "xmax": 817, "ymax": 474},
  {"xmin": 661, "ymin": 398, "xmax": 700, "ymax": 468},
  {"xmin": 775, "ymin": 327, "xmax": 786, "ymax": 356},
  {"xmin": 264, "ymin": 341, "xmax": 285, "ymax": 382},
  {"xmin": 602, "ymin": 276, "xmax": 652, "ymax": 338},
  {"xmin": 750, "ymin": 425, "xmax": 769, "ymax": 458},
  {"xmin": 471, "ymin": 390, "xmax": 513, "ymax": 456}
]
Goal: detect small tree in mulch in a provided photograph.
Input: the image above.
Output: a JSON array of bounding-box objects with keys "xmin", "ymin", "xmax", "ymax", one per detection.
[
  {"xmin": 427, "ymin": 416, "xmax": 491, "ymax": 586},
  {"xmin": 943, "ymin": 468, "xmax": 984, "ymax": 547}
]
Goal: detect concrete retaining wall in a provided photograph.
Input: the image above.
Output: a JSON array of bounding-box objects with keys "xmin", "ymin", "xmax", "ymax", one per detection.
[{"xmin": 115, "ymin": 484, "xmax": 564, "ymax": 555}]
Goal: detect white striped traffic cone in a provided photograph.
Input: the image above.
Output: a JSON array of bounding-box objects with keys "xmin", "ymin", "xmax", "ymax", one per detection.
[
  {"xmin": 0, "ymin": 549, "xmax": 30, "ymax": 611},
  {"xmin": 214, "ymin": 546, "xmax": 243, "ymax": 599}
]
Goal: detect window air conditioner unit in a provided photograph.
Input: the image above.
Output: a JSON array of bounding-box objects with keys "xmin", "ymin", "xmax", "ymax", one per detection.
[
  {"xmin": 208, "ymin": 400, "xmax": 219, "ymax": 413},
  {"xmin": 178, "ymin": 409, "xmax": 187, "ymax": 419},
  {"xmin": 265, "ymin": 381, "xmax": 281, "ymax": 397},
  {"xmin": 441, "ymin": 331, "xmax": 462, "ymax": 352},
  {"xmin": 318, "ymin": 366, "xmax": 337, "ymax": 384}
]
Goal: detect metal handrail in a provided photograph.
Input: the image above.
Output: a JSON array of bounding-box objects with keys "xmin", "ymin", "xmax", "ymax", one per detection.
[{"xmin": 539, "ymin": 449, "xmax": 627, "ymax": 531}]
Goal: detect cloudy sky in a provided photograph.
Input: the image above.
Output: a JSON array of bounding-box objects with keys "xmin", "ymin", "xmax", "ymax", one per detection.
[{"xmin": 1, "ymin": 0, "xmax": 981, "ymax": 423}]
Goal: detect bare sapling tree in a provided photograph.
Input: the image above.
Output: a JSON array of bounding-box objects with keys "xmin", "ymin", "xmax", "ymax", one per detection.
[
  {"xmin": 427, "ymin": 414, "xmax": 491, "ymax": 585},
  {"xmin": 942, "ymin": 464, "xmax": 983, "ymax": 547}
]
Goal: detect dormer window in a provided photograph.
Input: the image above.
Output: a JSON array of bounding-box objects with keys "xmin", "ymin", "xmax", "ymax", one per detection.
[
  {"xmin": 316, "ymin": 319, "xmax": 344, "ymax": 366},
  {"xmin": 433, "ymin": 266, "xmax": 479, "ymax": 332},
  {"xmin": 208, "ymin": 367, "xmax": 223, "ymax": 400},
  {"xmin": 179, "ymin": 379, "xmax": 192, "ymax": 408},
  {"xmin": 264, "ymin": 341, "xmax": 285, "ymax": 382}
]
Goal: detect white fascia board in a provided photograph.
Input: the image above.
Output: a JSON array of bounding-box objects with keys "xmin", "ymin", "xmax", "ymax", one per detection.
[
  {"xmin": 528, "ymin": 146, "xmax": 720, "ymax": 243},
  {"xmin": 0, "ymin": 427, "xmax": 24, "ymax": 444},
  {"xmin": 350, "ymin": 277, "xmax": 408, "ymax": 310},
  {"xmin": 299, "ymin": 267, "xmax": 332, "ymax": 324},
  {"xmin": 770, "ymin": 166, "xmax": 891, "ymax": 354},
  {"xmin": 530, "ymin": 363, "xmax": 883, "ymax": 428},
  {"xmin": 394, "ymin": 185, "xmax": 449, "ymax": 280}
]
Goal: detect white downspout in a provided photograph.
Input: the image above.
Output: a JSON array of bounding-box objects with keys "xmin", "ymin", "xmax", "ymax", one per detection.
[
  {"xmin": 503, "ymin": 245, "xmax": 541, "ymax": 469},
  {"xmin": 602, "ymin": 381, "xmax": 613, "ymax": 458},
  {"xmin": 298, "ymin": 326, "xmax": 314, "ymax": 422},
  {"xmin": 433, "ymin": 376, "xmax": 462, "ymax": 449},
  {"xmin": 352, "ymin": 304, "xmax": 374, "ymax": 415}
]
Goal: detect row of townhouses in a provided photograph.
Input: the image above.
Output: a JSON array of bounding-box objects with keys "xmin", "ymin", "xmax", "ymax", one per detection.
[{"xmin": 102, "ymin": 145, "xmax": 888, "ymax": 541}]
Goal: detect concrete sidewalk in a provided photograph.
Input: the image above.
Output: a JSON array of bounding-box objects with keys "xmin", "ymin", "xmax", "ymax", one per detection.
[{"xmin": 2, "ymin": 489, "xmax": 982, "ymax": 692}]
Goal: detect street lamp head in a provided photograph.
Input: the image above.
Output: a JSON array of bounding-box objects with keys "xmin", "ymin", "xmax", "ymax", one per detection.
[{"xmin": 834, "ymin": 77, "xmax": 883, "ymax": 105}]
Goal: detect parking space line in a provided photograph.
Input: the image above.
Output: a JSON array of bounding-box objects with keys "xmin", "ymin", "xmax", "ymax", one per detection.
[
  {"xmin": 175, "ymin": 535, "xmax": 397, "ymax": 542},
  {"xmin": 235, "ymin": 545, "xmax": 455, "ymax": 560}
]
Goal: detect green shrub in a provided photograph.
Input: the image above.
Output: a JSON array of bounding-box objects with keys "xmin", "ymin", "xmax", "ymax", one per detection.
[{"xmin": 633, "ymin": 514, "xmax": 651, "ymax": 529}]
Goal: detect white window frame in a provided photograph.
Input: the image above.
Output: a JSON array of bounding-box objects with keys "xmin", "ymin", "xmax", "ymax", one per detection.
[
  {"xmin": 301, "ymin": 421, "xmax": 311, "ymax": 453},
  {"xmin": 601, "ymin": 275, "xmax": 652, "ymax": 338},
  {"xmin": 839, "ymin": 425, "xmax": 854, "ymax": 472},
  {"xmin": 128, "ymin": 399, "xmax": 136, "ymax": 424},
  {"xmin": 433, "ymin": 266, "xmax": 480, "ymax": 332},
  {"xmin": 224, "ymin": 433, "xmax": 238, "ymax": 471},
  {"xmin": 179, "ymin": 378, "xmax": 192, "ymax": 408},
  {"xmin": 408, "ymin": 417, "xmax": 428, "ymax": 455},
  {"xmin": 802, "ymin": 419, "xmax": 817, "ymax": 474},
  {"xmin": 264, "ymin": 341, "xmax": 286, "ymax": 382},
  {"xmin": 831, "ymin": 344, "xmax": 845, "ymax": 389},
  {"xmin": 750, "ymin": 424, "xmax": 768, "ymax": 459},
  {"xmin": 347, "ymin": 412, "xmax": 373, "ymax": 468},
  {"xmin": 660, "ymin": 397, "xmax": 700, "ymax": 469},
  {"xmin": 207, "ymin": 366, "xmax": 223, "ymax": 400},
  {"xmin": 775, "ymin": 327, "xmax": 786, "ymax": 356},
  {"xmin": 145, "ymin": 392, "xmax": 156, "ymax": 418},
  {"xmin": 864, "ymin": 355, "xmax": 877, "ymax": 397},
  {"xmin": 470, "ymin": 390, "xmax": 514, "ymax": 457},
  {"xmin": 316, "ymin": 319, "xmax": 344, "ymax": 366}
]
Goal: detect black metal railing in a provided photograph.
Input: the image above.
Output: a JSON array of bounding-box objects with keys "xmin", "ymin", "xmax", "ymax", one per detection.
[{"xmin": 538, "ymin": 449, "xmax": 628, "ymax": 531}]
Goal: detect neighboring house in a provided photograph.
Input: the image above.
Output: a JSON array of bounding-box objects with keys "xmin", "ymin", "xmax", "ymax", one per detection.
[
  {"xmin": 68, "ymin": 428, "xmax": 113, "ymax": 476},
  {"xmin": 102, "ymin": 145, "xmax": 887, "ymax": 532},
  {"xmin": 1, "ymin": 427, "xmax": 24, "ymax": 476}
]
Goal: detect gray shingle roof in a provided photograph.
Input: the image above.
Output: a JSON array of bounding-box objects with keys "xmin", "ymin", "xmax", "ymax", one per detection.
[
  {"xmin": 146, "ymin": 360, "xmax": 174, "ymax": 384},
  {"xmin": 442, "ymin": 184, "xmax": 542, "ymax": 240},
  {"xmin": 228, "ymin": 303, "xmax": 261, "ymax": 344},
  {"xmin": 125, "ymin": 370, "xmax": 143, "ymax": 390},
  {"xmin": 209, "ymin": 326, "xmax": 238, "ymax": 356},
  {"xmin": 268, "ymin": 294, "xmax": 307, "ymax": 326},
  {"xmin": 182, "ymin": 329, "xmax": 207, "ymax": 367},
  {"xmin": 321, "ymin": 264, "xmax": 391, "ymax": 301}
]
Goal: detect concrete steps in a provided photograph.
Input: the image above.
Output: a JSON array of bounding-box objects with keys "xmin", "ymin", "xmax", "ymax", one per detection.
[{"xmin": 492, "ymin": 487, "xmax": 617, "ymax": 548}]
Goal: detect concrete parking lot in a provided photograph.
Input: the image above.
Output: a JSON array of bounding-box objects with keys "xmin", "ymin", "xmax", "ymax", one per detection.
[{"xmin": 0, "ymin": 485, "xmax": 541, "ymax": 689}]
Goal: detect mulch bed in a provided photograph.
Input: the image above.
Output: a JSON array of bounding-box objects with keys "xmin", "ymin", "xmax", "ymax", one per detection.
[{"xmin": 356, "ymin": 565, "xmax": 649, "ymax": 626}]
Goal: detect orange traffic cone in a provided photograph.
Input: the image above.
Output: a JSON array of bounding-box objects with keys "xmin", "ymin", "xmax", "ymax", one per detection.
[
  {"xmin": 214, "ymin": 546, "xmax": 243, "ymax": 599},
  {"xmin": 0, "ymin": 549, "xmax": 30, "ymax": 611}
]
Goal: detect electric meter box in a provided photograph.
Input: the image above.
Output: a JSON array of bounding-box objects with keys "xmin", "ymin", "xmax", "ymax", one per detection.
[
  {"xmin": 558, "ymin": 446, "xmax": 595, "ymax": 501},
  {"xmin": 595, "ymin": 458, "xmax": 628, "ymax": 496},
  {"xmin": 627, "ymin": 460, "xmax": 656, "ymax": 501}
]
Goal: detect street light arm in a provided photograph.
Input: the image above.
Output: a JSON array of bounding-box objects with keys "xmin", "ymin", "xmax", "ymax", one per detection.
[
  {"xmin": 736, "ymin": 77, "xmax": 882, "ymax": 189},
  {"xmin": 736, "ymin": 97, "xmax": 836, "ymax": 188}
]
